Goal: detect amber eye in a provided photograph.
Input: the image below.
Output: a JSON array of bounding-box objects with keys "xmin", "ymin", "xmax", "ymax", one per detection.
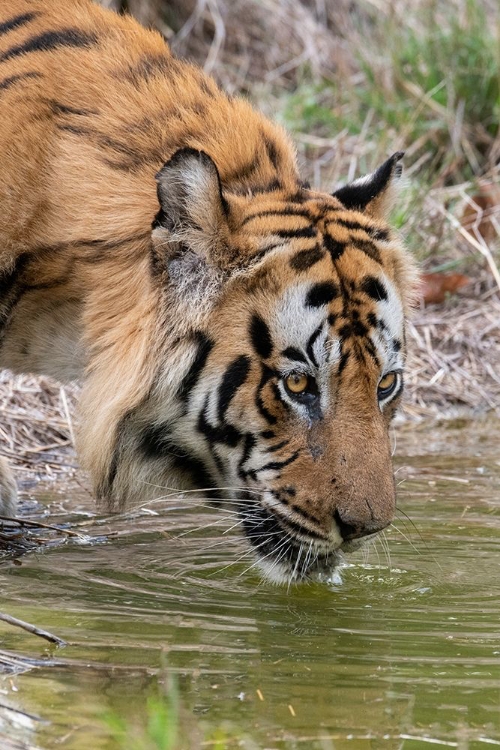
[
  {"xmin": 377, "ymin": 371, "xmax": 399, "ymax": 400},
  {"xmin": 285, "ymin": 372, "xmax": 309, "ymax": 395}
]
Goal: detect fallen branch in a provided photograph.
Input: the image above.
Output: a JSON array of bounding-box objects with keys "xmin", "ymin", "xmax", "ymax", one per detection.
[
  {"xmin": 0, "ymin": 612, "xmax": 66, "ymax": 647},
  {"xmin": 0, "ymin": 515, "xmax": 87, "ymax": 539}
]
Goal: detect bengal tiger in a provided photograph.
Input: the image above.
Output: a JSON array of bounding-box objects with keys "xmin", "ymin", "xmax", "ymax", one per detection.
[{"xmin": 0, "ymin": 0, "xmax": 416, "ymax": 582}]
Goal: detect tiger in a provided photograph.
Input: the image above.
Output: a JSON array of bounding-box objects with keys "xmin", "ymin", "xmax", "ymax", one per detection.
[{"xmin": 0, "ymin": 0, "xmax": 416, "ymax": 583}]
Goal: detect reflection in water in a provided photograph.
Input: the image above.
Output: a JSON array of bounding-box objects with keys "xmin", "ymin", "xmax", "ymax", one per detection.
[{"xmin": 1, "ymin": 418, "xmax": 500, "ymax": 748}]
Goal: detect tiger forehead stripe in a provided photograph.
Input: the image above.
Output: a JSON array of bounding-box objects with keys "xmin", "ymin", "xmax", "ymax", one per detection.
[
  {"xmin": 289, "ymin": 246, "xmax": 325, "ymax": 272},
  {"xmin": 361, "ymin": 276, "xmax": 388, "ymax": 301},
  {"xmin": 250, "ymin": 314, "xmax": 273, "ymax": 359},
  {"xmin": 240, "ymin": 207, "xmax": 314, "ymax": 227},
  {"xmin": 305, "ymin": 282, "xmax": 339, "ymax": 308}
]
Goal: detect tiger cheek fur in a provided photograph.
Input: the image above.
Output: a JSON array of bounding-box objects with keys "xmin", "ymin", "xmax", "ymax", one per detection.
[{"xmin": 0, "ymin": 0, "xmax": 417, "ymax": 582}]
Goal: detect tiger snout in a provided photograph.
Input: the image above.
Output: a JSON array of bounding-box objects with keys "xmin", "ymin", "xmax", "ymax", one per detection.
[
  {"xmin": 329, "ymin": 437, "xmax": 396, "ymax": 544},
  {"xmin": 259, "ymin": 414, "xmax": 397, "ymax": 575}
]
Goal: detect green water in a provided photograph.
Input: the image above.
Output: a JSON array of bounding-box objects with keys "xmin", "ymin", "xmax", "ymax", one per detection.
[{"xmin": 1, "ymin": 419, "xmax": 499, "ymax": 749}]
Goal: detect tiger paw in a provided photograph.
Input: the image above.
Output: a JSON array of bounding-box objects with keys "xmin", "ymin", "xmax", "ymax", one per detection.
[{"xmin": 0, "ymin": 457, "xmax": 17, "ymax": 517}]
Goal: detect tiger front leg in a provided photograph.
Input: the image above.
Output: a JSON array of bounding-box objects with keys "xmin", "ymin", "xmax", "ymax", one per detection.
[{"xmin": 0, "ymin": 456, "xmax": 17, "ymax": 516}]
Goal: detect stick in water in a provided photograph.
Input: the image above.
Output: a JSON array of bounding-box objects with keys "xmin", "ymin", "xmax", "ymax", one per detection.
[{"xmin": 0, "ymin": 612, "xmax": 66, "ymax": 647}]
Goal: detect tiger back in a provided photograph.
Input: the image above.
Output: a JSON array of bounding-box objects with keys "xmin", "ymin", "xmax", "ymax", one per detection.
[{"xmin": 0, "ymin": 0, "xmax": 416, "ymax": 582}]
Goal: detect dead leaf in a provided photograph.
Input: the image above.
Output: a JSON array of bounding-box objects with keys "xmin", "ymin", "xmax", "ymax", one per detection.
[
  {"xmin": 461, "ymin": 182, "xmax": 500, "ymax": 245},
  {"xmin": 420, "ymin": 272, "xmax": 471, "ymax": 305}
]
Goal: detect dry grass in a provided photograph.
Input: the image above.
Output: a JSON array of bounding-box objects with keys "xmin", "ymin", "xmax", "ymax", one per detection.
[
  {"xmin": 0, "ymin": 373, "xmax": 78, "ymax": 483},
  {"xmin": 1, "ymin": 0, "xmax": 499, "ymax": 483}
]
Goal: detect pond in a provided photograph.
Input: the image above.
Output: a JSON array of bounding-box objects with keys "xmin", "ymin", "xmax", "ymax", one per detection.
[{"xmin": 1, "ymin": 417, "xmax": 499, "ymax": 749}]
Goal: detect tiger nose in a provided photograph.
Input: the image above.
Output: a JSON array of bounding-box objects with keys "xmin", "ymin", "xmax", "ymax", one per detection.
[{"xmin": 333, "ymin": 508, "xmax": 389, "ymax": 542}]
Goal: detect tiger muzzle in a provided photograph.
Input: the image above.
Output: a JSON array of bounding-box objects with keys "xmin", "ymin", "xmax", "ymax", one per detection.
[{"xmin": 329, "ymin": 415, "xmax": 396, "ymax": 543}]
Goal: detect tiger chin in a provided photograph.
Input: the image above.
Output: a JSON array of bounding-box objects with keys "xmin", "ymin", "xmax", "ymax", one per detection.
[{"xmin": 0, "ymin": 0, "xmax": 417, "ymax": 584}]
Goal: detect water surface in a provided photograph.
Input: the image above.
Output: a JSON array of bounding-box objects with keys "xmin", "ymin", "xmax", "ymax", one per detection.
[{"xmin": 1, "ymin": 418, "xmax": 499, "ymax": 748}]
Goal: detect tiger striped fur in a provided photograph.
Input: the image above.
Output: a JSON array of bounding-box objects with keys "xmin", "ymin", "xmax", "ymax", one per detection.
[{"xmin": 0, "ymin": 0, "xmax": 417, "ymax": 582}]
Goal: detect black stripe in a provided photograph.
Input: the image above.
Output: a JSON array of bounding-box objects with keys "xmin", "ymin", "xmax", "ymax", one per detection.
[
  {"xmin": 271, "ymin": 382, "xmax": 290, "ymax": 411},
  {"xmin": 0, "ymin": 253, "xmax": 30, "ymax": 339},
  {"xmin": 247, "ymin": 179, "xmax": 282, "ymax": 195},
  {"xmin": 264, "ymin": 136, "xmax": 280, "ymax": 170},
  {"xmin": 282, "ymin": 347, "xmax": 307, "ymax": 364},
  {"xmin": 336, "ymin": 218, "xmax": 383, "ymax": 237},
  {"xmin": 137, "ymin": 423, "xmax": 215, "ymax": 489},
  {"xmin": 289, "ymin": 246, "xmax": 325, "ymax": 271},
  {"xmin": 48, "ymin": 100, "xmax": 95, "ymax": 116},
  {"xmin": 337, "ymin": 349, "xmax": 350, "ymax": 376},
  {"xmin": 266, "ymin": 439, "xmax": 290, "ymax": 453},
  {"xmin": 260, "ymin": 430, "xmax": 275, "ymax": 439},
  {"xmin": 353, "ymin": 318, "xmax": 369, "ymax": 337},
  {"xmin": 335, "ymin": 219, "xmax": 389, "ymax": 243},
  {"xmin": 361, "ymin": 275, "xmax": 388, "ymax": 301},
  {"xmin": 197, "ymin": 399, "xmax": 241, "ymax": 448},
  {"xmin": 241, "ymin": 208, "xmax": 313, "ymax": 227},
  {"xmin": 351, "ymin": 238, "xmax": 382, "ymax": 263},
  {"xmin": 0, "ymin": 71, "xmax": 41, "ymax": 91},
  {"xmin": 138, "ymin": 423, "xmax": 173, "ymax": 459},
  {"xmin": 0, "ymin": 12, "xmax": 38, "ymax": 36},
  {"xmin": 217, "ymin": 355, "xmax": 251, "ymax": 421},
  {"xmin": 170, "ymin": 449, "xmax": 216, "ymax": 489},
  {"xmin": 56, "ymin": 123, "xmax": 92, "ymax": 137},
  {"xmin": 122, "ymin": 53, "xmax": 173, "ymax": 85},
  {"xmin": 363, "ymin": 338, "xmax": 380, "ymax": 367},
  {"xmin": 237, "ymin": 433, "xmax": 256, "ymax": 481},
  {"xmin": 249, "ymin": 313, "xmax": 273, "ymax": 359},
  {"xmin": 0, "ymin": 29, "xmax": 97, "ymax": 64},
  {"xmin": 138, "ymin": 424, "xmax": 215, "ymax": 489},
  {"xmin": 275, "ymin": 226, "xmax": 316, "ymax": 240},
  {"xmin": 225, "ymin": 156, "xmax": 260, "ymax": 185},
  {"xmin": 290, "ymin": 498, "xmax": 320, "ymax": 524},
  {"xmin": 305, "ymin": 281, "xmax": 339, "ymax": 308},
  {"xmin": 256, "ymin": 450, "xmax": 300, "ymax": 474},
  {"xmin": 324, "ymin": 234, "xmax": 346, "ymax": 261},
  {"xmin": 178, "ymin": 332, "xmax": 214, "ymax": 404},
  {"xmin": 306, "ymin": 323, "xmax": 324, "ymax": 368}
]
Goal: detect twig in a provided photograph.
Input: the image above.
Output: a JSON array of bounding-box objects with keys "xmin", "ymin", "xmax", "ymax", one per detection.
[
  {"xmin": 0, "ymin": 701, "xmax": 46, "ymax": 723},
  {"xmin": 0, "ymin": 612, "xmax": 66, "ymax": 647},
  {"xmin": 0, "ymin": 515, "xmax": 87, "ymax": 539}
]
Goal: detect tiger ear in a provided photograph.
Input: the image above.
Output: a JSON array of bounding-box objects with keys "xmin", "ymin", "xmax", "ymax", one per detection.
[
  {"xmin": 332, "ymin": 152, "xmax": 404, "ymax": 219},
  {"xmin": 152, "ymin": 147, "xmax": 230, "ymax": 275}
]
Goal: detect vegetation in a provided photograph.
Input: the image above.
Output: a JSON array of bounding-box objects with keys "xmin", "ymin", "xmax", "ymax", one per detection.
[{"xmin": 104, "ymin": 674, "xmax": 246, "ymax": 750}]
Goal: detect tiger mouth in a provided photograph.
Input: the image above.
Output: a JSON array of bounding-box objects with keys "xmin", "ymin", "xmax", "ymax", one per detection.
[{"xmin": 240, "ymin": 500, "xmax": 345, "ymax": 583}]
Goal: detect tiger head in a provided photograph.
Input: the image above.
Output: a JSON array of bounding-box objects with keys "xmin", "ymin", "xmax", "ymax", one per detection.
[{"xmin": 102, "ymin": 148, "xmax": 416, "ymax": 584}]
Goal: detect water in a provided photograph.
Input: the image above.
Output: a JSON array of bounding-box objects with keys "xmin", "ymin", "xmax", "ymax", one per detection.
[{"xmin": 1, "ymin": 418, "xmax": 499, "ymax": 749}]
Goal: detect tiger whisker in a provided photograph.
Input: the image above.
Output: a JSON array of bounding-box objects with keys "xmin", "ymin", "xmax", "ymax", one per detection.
[{"xmin": 237, "ymin": 533, "xmax": 294, "ymax": 580}]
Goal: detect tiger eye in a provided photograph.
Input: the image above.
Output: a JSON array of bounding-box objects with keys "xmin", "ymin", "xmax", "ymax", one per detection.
[
  {"xmin": 285, "ymin": 373, "xmax": 309, "ymax": 394},
  {"xmin": 377, "ymin": 372, "xmax": 398, "ymax": 398},
  {"xmin": 379, "ymin": 372, "xmax": 396, "ymax": 389}
]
